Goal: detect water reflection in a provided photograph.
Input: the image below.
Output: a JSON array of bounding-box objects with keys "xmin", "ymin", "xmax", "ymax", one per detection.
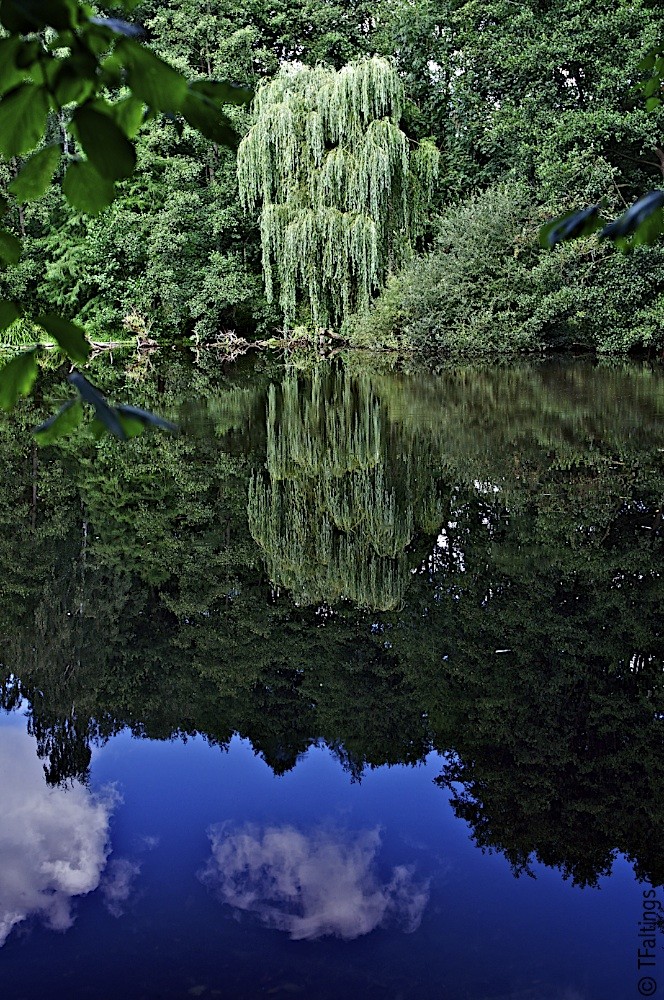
[
  {"xmin": 248, "ymin": 371, "xmax": 415, "ymax": 609},
  {"xmin": 0, "ymin": 726, "xmax": 118, "ymax": 946},
  {"xmin": 200, "ymin": 823, "xmax": 429, "ymax": 940},
  {"xmin": 0, "ymin": 355, "xmax": 662, "ymax": 894},
  {"xmin": 101, "ymin": 857, "xmax": 142, "ymax": 918}
]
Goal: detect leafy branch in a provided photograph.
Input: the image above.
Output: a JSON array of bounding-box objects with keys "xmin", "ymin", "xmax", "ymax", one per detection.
[
  {"xmin": 540, "ymin": 43, "xmax": 664, "ymax": 251},
  {"xmin": 0, "ymin": 0, "xmax": 253, "ymax": 440}
]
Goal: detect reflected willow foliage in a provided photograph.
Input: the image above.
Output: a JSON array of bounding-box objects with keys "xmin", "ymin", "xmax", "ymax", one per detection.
[
  {"xmin": 0, "ymin": 354, "xmax": 663, "ymax": 887},
  {"xmin": 248, "ymin": 369, "xmax": 421, "ymax": 609}
]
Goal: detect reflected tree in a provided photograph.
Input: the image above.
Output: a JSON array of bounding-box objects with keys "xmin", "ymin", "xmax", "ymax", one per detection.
[{"xmin": 0, "ymin": 354, "xmax": 662, "ymax": 889}]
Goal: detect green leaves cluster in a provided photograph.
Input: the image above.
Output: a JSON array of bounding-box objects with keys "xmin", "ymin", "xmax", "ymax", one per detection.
[
  {"xmin": 0, "ymin": 0, "xmax": 250, "ymax": 214},
  {"xmin": 0, "ymin": 313, "xmax": 88, "ymax": 412},
  {"xmin": 0, "ymin": 0, "xmax": 252, "ymax": 439},
  {"xmin": 641, "ymin": 44, "xmax": 664, "ymax": 113},
  {"xmin": 350, "ymin": 182, "xmax": 664, "ymax": 355},
  {"xmin": 540, "ymin": 37, "xmax": 664, "ymax": 252},
  {"xmin": 36, "ymin": 373, "xmax": 177, "ymax": 443}
]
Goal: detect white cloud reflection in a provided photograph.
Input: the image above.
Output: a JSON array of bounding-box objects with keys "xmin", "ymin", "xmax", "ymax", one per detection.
[
  {"xmin": 0, "ymin": 727, "xmax": 118, "ymax": 946},
  {"xmin": 200, "ymin": 823, "xmax": 429, "ymax": 940},
  {"xmin": 100, "ymin": 858, "xmax": 142, "ymax": 918}
]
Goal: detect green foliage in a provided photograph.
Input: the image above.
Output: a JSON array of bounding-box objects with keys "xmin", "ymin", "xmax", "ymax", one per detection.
[
  {"xmin": 61, "ymin": 160, "xmax": 117, "ymax": 214},
  {"xmin": 1, "ymin": 0, "xmax": 662, "ymax": 359},
  {"xmin": 34, "ymin": 399, "xmax": 83, "ymax": 444},
  {"xmin": 534, "ymin": 20, "xmax": 664, "ymax": 253},
  {"xmin": 0, "ymin": 1, "xmax": 249, "ymax": 216},
  {"xmin": 0, "ymin": 0, "xmax": 283, "ymax": 346},
  {"xmin": 0, "ymin": 299, "xmax": 20, "ymax": 331},
  {"xmin": 350, "ymin": 183, "xmax": 664, "ymax": 354},
  {"xmin": 384, "ymin": 0, "xmax": 662, "ymax": 206},
  {"xmin": 238, "ymin": 57, "xmax": 439, "ymax": 329},
  {"xmin": 0, "ymin": 0, "xmax": 253, "ymax": 429},
  {"xmin": 0, "ymin": 229, "xmax": 21, "ymax": 264},
  {"xmin": 349, "ymin": 184, "xmax": 542, "ymax": 353},
  {"xmin": 530, "ymin": 238, "xmax": 664, "ymax": 353},
  {"xmin": 0, "ymin": 0, "xmax": 388, "ymax": 351},
  {"xmin": 8, "ymin": 145, "xmax": 61, "ymax": 202},
  {"xmin": 35, "ymin": 313, "xmax": 90, "ymax": 363},
  {"xmin": 0, "ymin": 347, "xmax": 37, "ymax": 408},
  {"xmin": 1, "ymin": 354, "xmax": 663, "ymax": 885},
  {"xmin": 641, "ymin": 42, "xmax": 664, "ymax": 112}
]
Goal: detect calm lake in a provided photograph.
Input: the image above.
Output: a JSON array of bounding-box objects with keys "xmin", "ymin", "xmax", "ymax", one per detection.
[{"xmin": 0, "ymin": 353, "xmax": 662, "ymax": 999}]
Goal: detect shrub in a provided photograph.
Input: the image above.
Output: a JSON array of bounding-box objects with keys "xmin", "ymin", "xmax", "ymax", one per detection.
[
  {"xmin": 348, "ymin": 183, "xmax": 542, "ymax": 354},
  {"xmin": 347, "ymin": 182, "xmax": 664, "ymax": 356}
]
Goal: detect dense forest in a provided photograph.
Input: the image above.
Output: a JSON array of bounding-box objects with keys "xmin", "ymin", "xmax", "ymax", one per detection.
[{"xmin": 1, "ymin": 0, "xmax": 664, "ymax": 355}]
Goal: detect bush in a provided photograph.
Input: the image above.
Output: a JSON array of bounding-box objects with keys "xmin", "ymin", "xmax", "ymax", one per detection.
[
  {"xmin": 530, "ymin": 239, "xmax": 664, "ymax": 354},
  {"xmin": 347, "ymin": 183, "xmax": 542, "ymax": 353},
  {"xmin": 347, "ymin": 182, "xmax": 664, "ymax": 356}
]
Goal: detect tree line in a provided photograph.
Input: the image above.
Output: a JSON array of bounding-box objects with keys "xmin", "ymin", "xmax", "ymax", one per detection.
[{"xmin": 1, "ymin": 0, "xmax": 663, "ymax": 358}]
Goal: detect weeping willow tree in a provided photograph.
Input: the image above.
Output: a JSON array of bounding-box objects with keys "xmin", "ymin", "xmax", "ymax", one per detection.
[
  {"xmin": 249, "ymin": 472, "xmax": 412, "ymax": 609},
  {"xmin": 237, "ymin": 57, "xmax": 440, "ymax": 329}
]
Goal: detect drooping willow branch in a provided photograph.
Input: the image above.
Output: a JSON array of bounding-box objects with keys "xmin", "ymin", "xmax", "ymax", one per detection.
[{"xmin": 237, "ymin": 57, "xmax": 440, "ymax": 329}]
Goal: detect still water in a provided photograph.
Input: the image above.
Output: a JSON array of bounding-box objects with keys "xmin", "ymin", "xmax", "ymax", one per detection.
[{"xmin": 0, "ymin": 354, "xmax": 662, "ymax": 999}]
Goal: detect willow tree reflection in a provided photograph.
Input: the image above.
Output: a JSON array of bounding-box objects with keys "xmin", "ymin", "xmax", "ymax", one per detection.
[
  {"xmin": 0, "ymin": 354, "xmax": 663, "ymax": 888},
  {"xmin": 248, "ymin": 369, "xmax": 442, "ymax": 609}
]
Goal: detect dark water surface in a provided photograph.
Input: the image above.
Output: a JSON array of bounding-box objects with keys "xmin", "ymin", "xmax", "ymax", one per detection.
[{"xmin": 0, "ymin": 354, "xmax": 663, "ymax": 999}]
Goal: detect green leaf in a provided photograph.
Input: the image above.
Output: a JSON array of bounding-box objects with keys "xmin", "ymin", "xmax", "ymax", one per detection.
[
  {"xmin": 52, "ymin": 53, "xmax": 97, "ymax": 105},
  {"xmin": 116, "ymin": 404, "xmax": 178, "ymax": 433},
  {"xmin": 15, "ymin": 39, "xmax": 40, "ymax": 68},
  {"xmin": 0, "ymin": 230, "xmax": 22, "ymax": 265},
  {"xmin": 0, "ymin": 37, "xmax": 29, "ymax": 96},
  {"xmin": 0, "ymin": 0, "xmax": 77, "ymax": 32},
  {"xmin": 68, "ymin": 372, "xmax": 127, "ymax": 440},
  {"xmin": 0, "ymin": 84, "xmax": 50, "ymax": 159},
  {"xmin": 81, "ymin": 21, "xmax": 125, "ymax": 56},
  {"xmin": 111, "ymin": 95, "xmax": 145, "ymax": 139},
  {"xmin": 181, "ymin": 92, "xmax": 239, "ymax": 148},
  {"xmin": 189, "ymin": 80, "xmax": 253, "ymax": 106},
  {"xmin": 646, "ymin": 97, "xmax": 661, "ymax": 112},
  {"xmin": 539, "ymin": 205, "xmax": 603, "ymax": 249},
  {"xmin": 0, "ymin": 349, "xmax": 38, "ymax": 410},
  {"xmin": 600, "ymin": 191, "xmax": 664, "ymax": 249},
  {"xmin": 0, "ymin": 300, "xmax": 20, "ymax": 332},
  {"xmin": 8, "ymin": 144, "xmax": 61, "ymax": 202},
  {"xmin": 34, "ymin": 399, "xmax": 83, "ymax": 444},
  {"xmin": 73, "ymin": 106, "xmax": 136, "ymax": 181},
  {"xmin": 116, "ymin": 412, "xmax": 147, "ymax": 438},
  {"xmin": 62, "ymin": 160, "xmax": 116, "ymax": 214},
  {"xmin": 120, "ymin": 39, "xmax": 188, "ymax": 111},
  {"xmin": 36, "ymin": 312, "xmax": 90, "ymax": 363},
  {"xmin": 98, "ymin": 52, "xmax": 125, "ymax": 90},
  {"xmin": 638, "ymin": 51, "xmax": 657, "ymax": 73}
]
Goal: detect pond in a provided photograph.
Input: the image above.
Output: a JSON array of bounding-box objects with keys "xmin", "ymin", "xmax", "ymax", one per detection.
[{"xmin": 0, "ymin": 354, "xmax": 662, "ymax": 999}]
